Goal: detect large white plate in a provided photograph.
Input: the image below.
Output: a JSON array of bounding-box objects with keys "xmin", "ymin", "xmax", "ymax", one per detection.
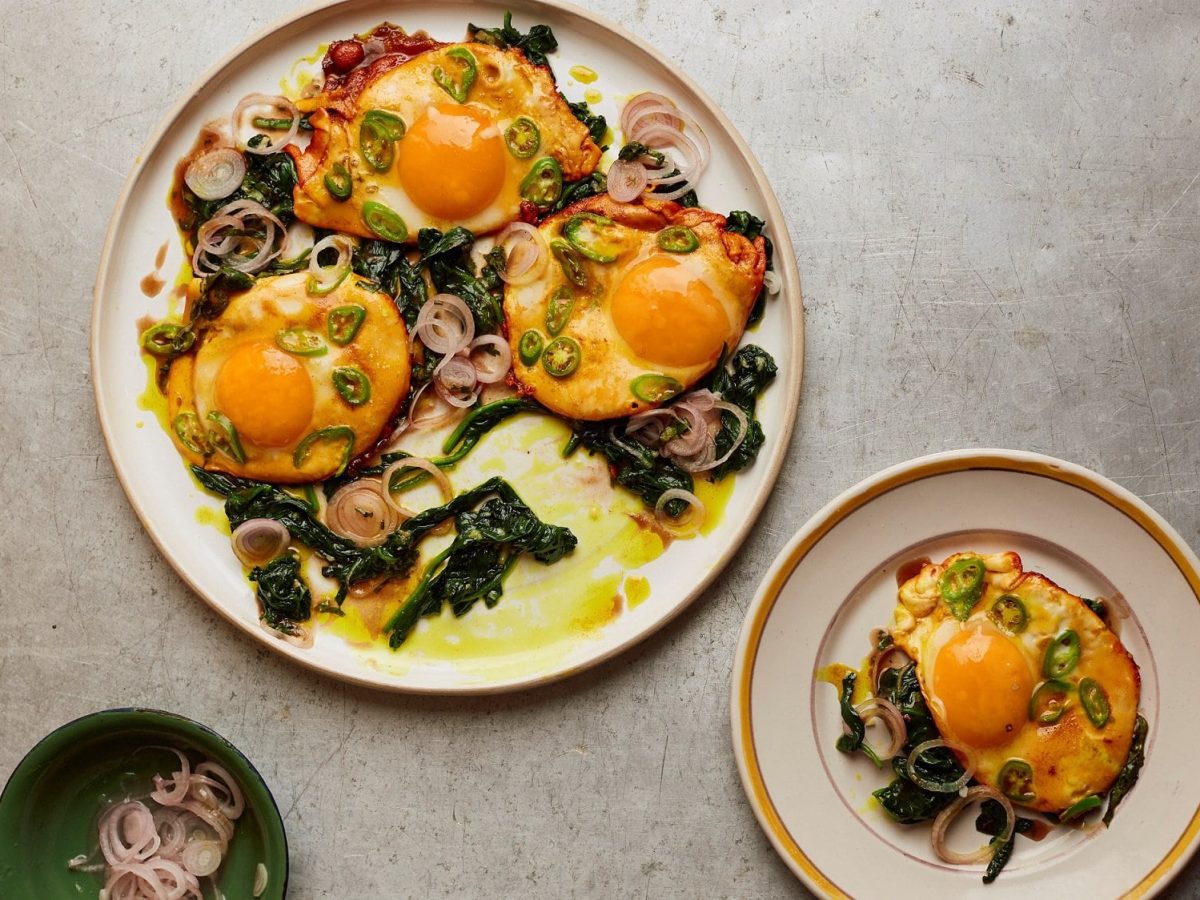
[
  {"xmin": 731, "ymin": 450, "xmax": 1200, "ymax": 898},
  {"xmin": 91, "ymin": 0, "xmax": 803, "ymax": 693}
]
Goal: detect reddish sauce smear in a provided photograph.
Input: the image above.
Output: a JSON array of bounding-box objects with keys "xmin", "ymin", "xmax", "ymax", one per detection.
[
  {"xmin": 320, "ymin": 23, "xmax": 445, "ymax": 102},
  {"xmin": 895, "ymin": 556, "xmax": 932, "ymax": 587}
]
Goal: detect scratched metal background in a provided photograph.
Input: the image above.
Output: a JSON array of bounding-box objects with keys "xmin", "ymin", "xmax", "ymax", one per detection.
[{"xmin": 1, "ymin": 0, "xmax": 1198, "ymax": 897}]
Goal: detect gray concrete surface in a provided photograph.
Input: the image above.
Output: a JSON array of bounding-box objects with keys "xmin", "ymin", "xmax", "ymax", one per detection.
[{"xmin": 2, "ymin": 0, "xmax": 1199, "ymax": 897}]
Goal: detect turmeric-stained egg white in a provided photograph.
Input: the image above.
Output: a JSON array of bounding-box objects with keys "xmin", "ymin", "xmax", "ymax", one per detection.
[
  {"xmin": 890, "ymin": 551, "xmax": 1140, "ymax": 813},
  {"xmin": 288, "ymin": 42, "xmax": 602, "ymax": 241},
  {"xmin": 503, "ymin": 196, "xmax": 766, "ymax": 420},
  {"xmin": 165, "ymin": 271, "xmax": 410, "ymax": 482}
]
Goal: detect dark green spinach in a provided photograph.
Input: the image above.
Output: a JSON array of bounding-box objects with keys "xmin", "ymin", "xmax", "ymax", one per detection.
[
  {"xmin": 248, "ymin": 553, "xmax": 312, "ymax": 634},
  {"xmin": 707, "ymin": 345, "xmax": 777, "ymax": 479},
  {"xmin": 725, "ymin": 210, "xmax": 775, "ymax": 326},
  {"xmin": 568, "ymin": 422, "xmax": 694, "ymax": 517},
  {"xmin": 975, "ymin": 799, "xmax": 1036, "ymax": 884},
  {"xmin": 468, "ymin": 12, "xmax": 558, "ymax": 68},
  {"xmin": 834, "ymin": 672, "xmax": 882, "ymax": 767},
  {"xmin": 1104, "ymin": 714, "xmax": 1149, "ymax": 826},
  {"xmin": 417, "ymin": 227, "xmax": 503, "ymax": 333}
]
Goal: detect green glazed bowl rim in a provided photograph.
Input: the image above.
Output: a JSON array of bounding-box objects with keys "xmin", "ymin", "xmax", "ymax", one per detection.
[{"xmin": 0, "ymin": 707, "xmax": 289, "ymax": 896}]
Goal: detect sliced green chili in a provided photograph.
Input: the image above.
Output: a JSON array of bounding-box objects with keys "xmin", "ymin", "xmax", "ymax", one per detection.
[
  {"xmin": 1079, "ymin": 677, "xmax": 1111, "ymax": 728},
  {"xmin": 205, "ymin": 411, "xmax": 246, "ymax": 464},
  {"xmin": 323, "ymin": 161, "xmax": 353, "ymax": 200},
  {"xmin": 362, "ymin": 201, "xmax": 408, "ymax": 243},
  {"xmin": 1043, "ymin": 629, "xmax": 1081, "ymax": 678},
  {"xmin": 990, "ymin": 594, "xmax": 1029, "ymax": 634},
  {"xmin": 656, "ymin": 225, "xmax": 700, "ymax": 254},
  {"xmin": 563, "ymin": 212, "xmax": 622, "ymax": 263},
  {"xmin": 550, "ymin": 239, "xmax": 588, "ymax": 288},
  {"xmin": 544, "ymin": 287, "xmax": 575, "ymax": 336},
  {"xmin": 520, "ymin": 157, "xmax": 564, "ymax": 208},
  {"xmin": 173, "ymin": 412, "xmax": 210, "ymax": 455},
  {"xmin": 630, "ymin": 373, "xmax": 683, "ymax": 403},
  {"xmin": 541, "ymin": 336, "xmax": 581, "ymax": 378},
  {"xmin": 433, "ymin": 48, "xmax": 477, "ymax": 103},
  {"xmin": 1060, "ymin": 794, "xmax": 1102, "ymax": 822},
  {"xmin": 327, "ymin": 304, "xmax": 367, "ymax": 345},
  {"xmin": 938, "ymin": 557, "xmax": 986, "ymax": 620},
  {"xmin": 363, "ymin": 109, "xmax": 406, "ymax": 140},
  {"xmin": 359, "ymin": 119, "xmax": 395, "ymax": 172},
  {"xmin": 141, "ymin": 323, "xmax": 195, "ymax": 357},
  {"xmin": 1028, "ymin": 679, "xmax": 1072, "ymax": 725},
  {"xmin": 293, "ymin": 425, "xmax": 356, "ymax": 475},
  {"xmin": 505, "ymin": 116, "xmax": 541, "ymax": 158},
  {"xmin": 332, "ymin": 367, "xmax": 372, "ymax": 406},
  {"xmin": 275, "ymin": 327, "xmax": 328, "ymax": 357},
  {"xmin": 997, "ymin": 759, "xmax": 1036, "ymax": 803},
  {"xmin": 306, "ymin": 266, "xmax": 350, "ymax": 297},
  {"xmin": 518, "ymin": 330, "xmax": 545, "ymax": 365}
]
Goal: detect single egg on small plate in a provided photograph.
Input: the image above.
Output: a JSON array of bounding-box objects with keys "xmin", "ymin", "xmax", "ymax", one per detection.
[
  {"xmin": 503, "ymin": 195, "xmax": 766, "ymax": 420},
  {"xmin": 165, "ymin": 271, "xmax": 410, "ymax": 482},
  {"xmin": 890, "ymin": 551, "xmax": 1140, "ymax": 813},
  {"xmin": 288, "ymin": 42, "xmax": 602, "ymax": 241}
]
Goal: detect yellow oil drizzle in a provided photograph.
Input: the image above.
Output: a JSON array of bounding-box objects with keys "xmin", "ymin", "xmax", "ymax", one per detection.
[
  {"xmin": 584, "ymin": 88, "xmax": 602, "ymax": 105},
  {"xmin": 569, "ymin": 65, "xmax": 598, "ymax": 84},
  {"xmin": 279, "ymin": 44, "xmax": 328, "ymax": 99},
  {"xmin": 624, "ymin": 575, "xmax": 650, "ymax": 609},
  {"xmin": 817, "ymin": 655, "xmax": 875, "ymax": 705},
  {"xmin": 137, "ymin": 355, "xmax": 169, "ymax": 431},
  {"xmin": 195, "ymin": 505, "xmax": 231, "ymax": 536}
]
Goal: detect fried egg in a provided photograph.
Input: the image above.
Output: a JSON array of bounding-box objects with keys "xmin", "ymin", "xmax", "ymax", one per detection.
[
  {"xmin": 288, "ymin": 42, "xmax": 602, "ymax": 241},
  {"xmin": 165, "ymin": 272, "xmax": 410, "ymax": 482},
  {"xmin": 890, "ymin": 551, "xmax": 1140, "ymax": 813},
  {"xmin": 503, "ymin": 196, "xmax": 766, "ymax": 420}
]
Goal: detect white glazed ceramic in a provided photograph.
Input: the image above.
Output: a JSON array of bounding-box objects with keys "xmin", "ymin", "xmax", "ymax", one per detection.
[
  {"xmin": 731, "ymin": 450, "xmax": 1200, "ymax": 898},
  {"xmin": 92, "ymin": 0, "xmax": 803, "ymax": 693}
]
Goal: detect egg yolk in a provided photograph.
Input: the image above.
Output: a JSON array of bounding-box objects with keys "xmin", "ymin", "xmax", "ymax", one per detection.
[
  {"xmin": 932, "ymin": 627, "xmax": 1033, "ymax": 748},
  {"xmin": 396, "ymin": 104, "xmax": 506, "ymax": 220},
  {"xmin": 214, "ymin": 341, "xmax": 314, "ymax": 448},
  {"xmin": 610, "ymin": 256, "xmax": 730, "ymax": 367}
]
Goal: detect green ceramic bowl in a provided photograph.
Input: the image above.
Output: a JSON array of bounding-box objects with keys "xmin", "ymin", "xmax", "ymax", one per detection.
[{"xmin": 0, "ymin": 708, "xmax": 288, "ymax": 898}]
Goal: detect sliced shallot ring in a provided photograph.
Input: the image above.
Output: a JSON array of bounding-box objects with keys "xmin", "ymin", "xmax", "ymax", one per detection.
[
  {"xmin": 433, "ymin": 354, "xmax": 480, "ymax": 407},
  {"xmin": 406, "ymin": 381, "xmax": 460, "ymax": 430},
  {"xmin": 621, "ymin": 93, "xmax": 684, "ymax": 135},
  {"xmin": 414, "ymin": 294, "xmax": 475, "ymax": 356},
  {"xmin": 194, "ymin": 762, "xmax": 245, "ymax": 820},
  {"xmin": 662, "ymin": 405, "xmax": 709, "ymax": 457},
  {"xmin": 654, "ymin": 488, "xmax": 706, "ymax": 536},
  {"xmin": 105, "ymin": 862, "xmax": 170, "ymax": 900},
  {"xmin": 231, "ymin": 519, "xmax": 291, "ymax": 568},
  {"xmin": 149, "ymin": 748, "xmax": 192, "ymax": 807},
  {"xmin": 495, "ymin": 223, "xmax": 548, "ymax": 285},
  {"xmin": 906, "ymin": 739, "xmax": 976, "ymax": 793},
  {"xmin": 763, "ymin": 269, "xmax": 781, "ymax": 295},
  {"xmin": 691, "ymin": 401, "xmax": 749, "ymax": 472},
  {"xmin": 848, "ymin": 697, "xmax": 907, "ymax": 760},
  {"xmin": 307, "ymin": 234, "xmax": 356, "ymax": 291},
  {"xmin": 180, "ymin": 840, "xmax": 223, "ymax": 878},
  {"xmin": 380, "ymin": 457, "xmax": 453, "ymax": 518},
  {"xmin": 605, "ymin": 158, "xmax": 649, "ymax": 203},
  {"xmin": 931, "ymin": 785, "xmax": 1014, "ymax": 865},
  {"xmin": 184, "ymin": 148, "xmax": 246, "ymax": 201},
  {"xmin": 232, "ymin": 93, "xmax": 300, "ymax": 154},
  {"xmin": 99, "ymin": 801, "xmax": 160, "ymax": 865},
  {"xmin": 178, "ymin": 800, "xmax": 234, "ymax": 849},
  {"xmin": 468, "ymin": 335, "xmax": 512, "ymax": 384},
  {"xmin": 671, "ymin": 437, "xmax": 717, "ymax": 473},
  {"xmin": 325, "ymin": 480, "xmax": 401, "ymax": 548}
]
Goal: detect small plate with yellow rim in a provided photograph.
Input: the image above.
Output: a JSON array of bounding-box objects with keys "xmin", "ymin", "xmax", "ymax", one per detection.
[{"xmin": 731, "ymin": 449, "xmax": 1200, "ymax": 898}]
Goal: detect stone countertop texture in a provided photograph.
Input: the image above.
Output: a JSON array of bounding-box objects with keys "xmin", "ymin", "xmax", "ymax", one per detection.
[{"xmin": 1, "ymin": 0, "xmax": 1198, "ymax": 897}]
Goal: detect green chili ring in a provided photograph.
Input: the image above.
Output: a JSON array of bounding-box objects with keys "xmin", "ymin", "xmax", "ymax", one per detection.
[
  {"xmin": 141, "ymin": 323, "xmax": 195, "ymax": 358},
  {"xmin": 562, "ymin": 212, "xmax": 622, "ymax": 263},
  {"xmin": 1028, "ymin": 679, "xmax": 1073, "ymax": 725},
  {"xmin": 205, "ymin": 411, "xmax": 246, "ymax": 464},
  {"xmin": 173, "ymin": 412, "xmax": 210, "ymax": 456},
  {"xmin": 362, "ymin": 201, "xmax": 408, "ymax": 243},
  {"xmin": 505, "ymin": 116, "xmax": 541, "ymax": 158},
  {"xmin": 544, "ymin": 287, "xmax": 575, "ymax": 336},
  {"xmin": 1060, "ymin": 794, "xmax": 1103, "ymax": 822},
  {"xmin": 550, "ymin": 239, "xmax": 588, "ymax": 288},
  {"xmin": 275, "ymin": 327, "xmax": 328, "ymax": 357},
  {"xmin": 630, "ymin": 373, "xmax": 684, "ymax": 403},
  {"xmin": 520, "ymin": 157, "xmax": 564, "ymax": 208},
  {"xmin": 997, "ymin": 758, "xmax": 1036, "ymax": 803},
  {"xmin": 656, "ymin": 225, "xmax": 700, "ymax": 254},
  {"xmin": 323, "ymin": 161, "xmax": 353, "ymax": 201},
  {"xmin": 1079, "ymin": 677, "xmax": 1111, "ymax": 728},
  {"xmin": 433, "ymin": 48, "xmax": 478, "ymax": 103},
  {"xmin": 990, "ymin": 594, "xmax": 1029, "ymax": 634},
  {"xmin": 332, "ymin": 366, "xmax": 372, "ymax": 406},
  {"xmin": 327, "ymin": 304, "xmax": 367, "ymax": 345},
  {"xmin": 518, "ymin": 330, "xmax": 545, "ymax": 365},
  {"xmin": 363, "ymin": 109, "xmax": 406, "ymax": 140},
  {"xmin": 306, "ymin": 266, "xmax": 351, "ymax": 297},
  {"xmin": 293, "ymin": 425, "xmax": 356, "ymax": 476},
  {"xmin": 541, "ymin": 336, "xmax": 582, "ymax": 378},
  {"xmin": 358, "ymin": 119, "xmax": 395, "ymax": 172},
  {"xmin": 1043, "ymin": 629, "xmax": 1081, "ymax": 679}
]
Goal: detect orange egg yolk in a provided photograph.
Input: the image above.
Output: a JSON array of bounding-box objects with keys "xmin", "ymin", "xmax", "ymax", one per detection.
[
  {"xmin": 396, "ymin": 104, "xmax": 506, "ymax": 220},
  {"xmin": 214, "ymin": 341, "xmax": 314, "ymax": 448},
  {"xmin": 932, "ymin": 627, "xmax": 1033, "ymax": 748},
  {"xmin": 610, "ymin": 256, "xmax": 730, "ymax": 368}
]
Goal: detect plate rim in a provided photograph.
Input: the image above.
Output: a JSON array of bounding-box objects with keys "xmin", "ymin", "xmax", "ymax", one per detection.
[
  {"xmin": 729, "ymin": 448, "xmax": 1200, "ymax": 898},
  {"xmin": 90, "ymin": 0, "xmax": 805, "ymax": 694}
]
